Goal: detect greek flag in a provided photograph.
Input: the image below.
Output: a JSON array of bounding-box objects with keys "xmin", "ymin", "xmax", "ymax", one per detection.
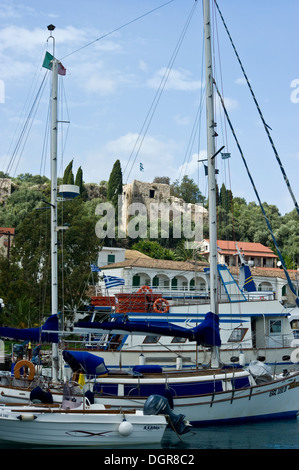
[
  {"xmin": 104, "ymin": 274, "xmax": 125, "ymax": 289},
  {"xmin": 90, "ymin": 264, "xmax": 101, "ymax": 272}
]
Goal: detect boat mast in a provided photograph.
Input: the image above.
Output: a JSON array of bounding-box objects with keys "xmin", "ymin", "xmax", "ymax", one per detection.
[
  {"xmin": 48, "ymin": 26, "xmax": 59, "ymax": 381},
  {"xmin": 203, "ymin": 0, "xmax": 220, "ymax": 367}
]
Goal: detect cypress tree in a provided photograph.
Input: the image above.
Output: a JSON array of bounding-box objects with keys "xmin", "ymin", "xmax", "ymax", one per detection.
[
  {"xmin": 75, "ymin": 166, "xmax": 84, "ymax": 193},
  {"xmin": 63, "ymin": 160, "xmax": 74, "ymax": 184},
  {"xmin": 107, "ymin": 159, "xmax": 122, "ymax": 208}
]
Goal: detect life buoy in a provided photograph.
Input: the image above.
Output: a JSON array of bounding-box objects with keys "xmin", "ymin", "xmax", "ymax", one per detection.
[
  {"xmin": 14, "ymin": 360, "xmax": 35, "ymax": 381},
  {"xmin": 137, "ymin": 285, "xmax": 153, "ymax": 294},
  {"xmin": 260, "ymin": 296, "xmax": 265, "ymax": 300},
  {"xmin": 153, "ymin": 298, "xmax": 169, "ymax": 314}
]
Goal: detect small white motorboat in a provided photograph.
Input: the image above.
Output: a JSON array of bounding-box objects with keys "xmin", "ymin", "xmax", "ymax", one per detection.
[{"xmin": 0, "ymin": 390, "xmax": 184, "ymax": 447}]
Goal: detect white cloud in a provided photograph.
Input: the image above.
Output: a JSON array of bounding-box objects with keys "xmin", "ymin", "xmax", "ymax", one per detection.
[
  {"xmin": 177, "ymin": 150, "xmax": 207, "ymax": 180},
  {"xmin": 215, "ymin": 94, "xmax": 239, "ymax": 113},
  {"xmin": 235, "ymin": 77, "xmax": 247, "ymax": 86},
  {"xmin": 173, "ymin": 114, "xmax": 191, "ymax": 126},
  {"xmin": 147, "ymin": 67, "xmax": 202, "ymax": 91}
]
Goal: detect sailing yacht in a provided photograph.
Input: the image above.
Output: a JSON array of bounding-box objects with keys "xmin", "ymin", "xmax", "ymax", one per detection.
[{"xmin": 1, "ymin": 2, "xmax": 299, "ymax": 427}]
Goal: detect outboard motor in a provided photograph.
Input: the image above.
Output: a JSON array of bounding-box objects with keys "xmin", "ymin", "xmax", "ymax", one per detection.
[{"xmin": 143, "ymin": 394, "xmax": 190, "ymax": 435}]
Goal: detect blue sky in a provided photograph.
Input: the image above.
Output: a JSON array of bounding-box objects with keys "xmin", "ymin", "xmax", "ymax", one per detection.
[{"xmin": 0, "ymin": 0, "xmax": 298, "ymax": 215}]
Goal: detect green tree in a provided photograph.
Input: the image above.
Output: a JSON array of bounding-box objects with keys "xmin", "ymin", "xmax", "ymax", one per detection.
[
  {"xmin": 0, "ymin": 186, "xmax": 45, "ymax": 229},
  {"xmin": 174, "ymin": 240, "xmax": 205, "ymax": 262},
  {"xmin": 63, "ymin": 160, "xmax": 74, "ymax": 184},
  {"xmin": 153, "ymin": 176, "xmax": 170, "ymax": 185},
  {"xmin": 131, "ymin": 240, "xmax": 176, "ymax": 260},
  {"xmin": 75, "ymin": 166, "xmax": 83, "ymax": 192},
  {"xmin": 107, "ymin": 160, "xmax": 122, "ymax": 207},
  {"xmin": 170, "ymin": 175, "xmax": 205, "ymax": 204},
  {"xmin": 275, "ymin": 209, "xmax": 299, "ymax": 268}
]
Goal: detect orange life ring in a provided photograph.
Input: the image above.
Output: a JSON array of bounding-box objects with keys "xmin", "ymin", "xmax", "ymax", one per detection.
[
  {"xmin": 14, "ymin": 360, "xmax": 35, "ymax": 381},
  {"xmin": 137, "ymin": 285, "xmax": 153, "ymax": 294},
  {"xmin": 153, "ymin": 298, "xmax": 169, "ymax": 314}
]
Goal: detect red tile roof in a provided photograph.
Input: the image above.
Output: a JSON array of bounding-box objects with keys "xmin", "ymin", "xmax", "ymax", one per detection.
[
  {"xmin": 203, "ymin": 240, "xmax": 277, "ymax": 258},
  {"xmin": 0, "ymin": 227, "xmax": 15, "ymax": 235}
]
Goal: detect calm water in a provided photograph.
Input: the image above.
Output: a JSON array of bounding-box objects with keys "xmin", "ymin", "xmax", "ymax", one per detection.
[{"xmin": 1, "ymin": 418, "xmax": 299, "ymax": 451}]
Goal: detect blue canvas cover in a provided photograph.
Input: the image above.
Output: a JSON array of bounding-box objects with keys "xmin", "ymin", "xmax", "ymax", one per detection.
[
  {"xmin": 0, "ymin": 314, "xmax": 59, "ymax": 343},
  {"xmin": 62, "ymin": 350, "xmax": 109, "ymax": 376},
  {"xmin": 74, "ymin": 311, "xmax": 221, "ymax": 347}
]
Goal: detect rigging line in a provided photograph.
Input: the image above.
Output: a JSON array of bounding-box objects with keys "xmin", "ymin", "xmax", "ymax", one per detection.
[
  {"xmin": 178, "ymin": 97, "xmax": 204, "ymax": 182},
  {"xmin": 124, "ymin": 1, "xmax": 197, "ymax": 180},
  {"xmin": 214, "ymin": 0, "xmax": 299, "ymax": 217},
  {"xmin": 12, "ymin": 74, "xmax": 49, "ymax": 178},
  {"xmin": 60, "ymin": 0, "xmax": 175, "ymax": 61},
  {"xmin": 1, "ymin": 44, "xmax": 49, "ymax": 176},
  {"xmin": 179, "ymin": 31, "xmax": 205, "ymax": 183},
  {"xmin": 40, "ymin": 102, "xmax": 51, "ymax": 177},
  {"xmin": 124, "ymin": 0, "xmax": 198, "ymax": 182},
  {"xmin": 214, "ymin": 79, "xmax": 299, "ymax": 308},
  {"xmin": 5, "ymin": 72, "xmax": 49, "ymax": 177}
]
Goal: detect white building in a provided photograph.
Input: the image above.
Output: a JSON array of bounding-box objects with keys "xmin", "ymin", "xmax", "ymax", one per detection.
[{"xmin": 96, "ymin": 247, "xmax": 298, "ymax": 305}]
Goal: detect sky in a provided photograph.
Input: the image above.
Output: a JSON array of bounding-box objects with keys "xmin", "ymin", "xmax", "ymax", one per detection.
[{"xmin": 0, "ymin": 0, "xmax": 298, "ymax": 215}]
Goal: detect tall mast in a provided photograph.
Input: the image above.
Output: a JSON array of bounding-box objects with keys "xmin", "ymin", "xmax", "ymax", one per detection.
[
  {"xmin": 203, "ymin": 0, "xmax": 219, "ymax": 367},
  {"xmin": 48, "ymin": 25, "xmax": 59, "ymax": 381},
  {"xmin": 203, "ymin": 0, "xmax": 217, "ymax": 314}
]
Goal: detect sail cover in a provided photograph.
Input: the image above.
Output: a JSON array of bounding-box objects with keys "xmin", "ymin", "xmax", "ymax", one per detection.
[
  {"xmin": 0, "ymin": 314, "xmax": 59, "ymax": 343},
  {"xmin": 62, "ymin": 350, "xmax": 109, "ymax": 376},
  {"xmin": 239, "ymin": 265, "xmax": 256, "ymax": 292},
  {"xmin": 74, "ymin": 311, "xmax": 221, "ymax": 348}
]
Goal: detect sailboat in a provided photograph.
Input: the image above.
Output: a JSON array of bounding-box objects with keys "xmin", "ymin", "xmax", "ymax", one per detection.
[
  {"xmin": 1, "ymin": 3, "xmax": 299, "ymax": 428},
  {"xmin": 62, "ymin": 0, "xmax": 299, "ymax": 424},
  {"xmin": 0, "ymin": 26, "xmax": 191, "ymax": 447}
]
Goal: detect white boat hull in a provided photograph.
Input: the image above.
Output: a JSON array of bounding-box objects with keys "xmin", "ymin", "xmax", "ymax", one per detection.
[
  {"xmin": 0, "ymin": 405, "xmax": 167, "ymax": 446},
  {"xmin": 2, "ymin": 369, "xmax": 299, "ymax": 427},
  {"xmin": 88, "ymin": 372, "xmax": 299, "ymax": 425}
]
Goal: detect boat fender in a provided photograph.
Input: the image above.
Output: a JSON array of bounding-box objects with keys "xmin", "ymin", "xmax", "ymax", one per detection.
[
  {"xmin": 153, "ymin": 298, "xmax": 169, "ymax": 314},
  {"xmin": 14, "ymin": 360, "xmax": 35, "ymax": 380},
  {"xmin": 239, "ymin": 352, "xmax": 245, "ymax": 366},
  {"xmin": 118, "ymin": 419, "xmax": 133, "ymax": 436},
  {"xmin": 230, "ymin": 356, "xmax": 239, "ymax": 363},
  {"xmin": 291, "ymin": 347, "xmax": 299, "ymax": 364},
  {"xmin": 17, "ymin": 414, "xmax": 37, "ymax": 421}
]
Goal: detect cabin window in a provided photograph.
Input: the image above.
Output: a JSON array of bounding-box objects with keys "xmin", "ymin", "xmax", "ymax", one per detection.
[
  {"xmin": 228, "ymin": 328, "xmax": 248, "ymax": 342},
  {"xmin": 143, "ymin": 335, "xmax": 160, "ymax": 344},
  {"xmin": 269, "ymin": 320, "xmax": 281, "ymax": 334},
  {"xmin": 171, "ymin": 337, "xmax": 187, "ymax": 343}
]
